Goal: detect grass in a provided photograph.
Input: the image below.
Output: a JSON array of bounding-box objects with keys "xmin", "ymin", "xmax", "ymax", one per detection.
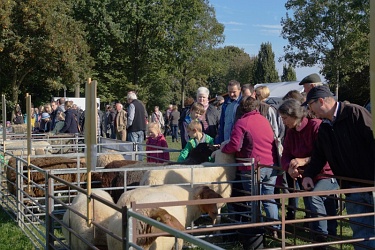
[
  {"xmin": 0, "ymin": 208, "xmax": 34, "ymax": 250},
  {"xmin": 164, "ymin": 134, "xmax": 182, "ymax": 161}
]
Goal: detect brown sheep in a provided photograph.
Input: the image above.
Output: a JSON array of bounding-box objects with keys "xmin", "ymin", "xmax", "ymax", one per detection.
[
  {"xmin": 101, "ymin": 160, "xmax": 165, "ymax": 203},
  {"xmin": 6, "ymin": 157, "xmax": 102, "ymax": 197}
]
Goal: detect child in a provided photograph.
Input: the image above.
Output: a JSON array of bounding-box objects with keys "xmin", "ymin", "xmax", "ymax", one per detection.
[
  {"xmin": 146, "ymin": 122, "xmax": 170, "ymax": 163},
  {"xmin": 180, "ymin": 102, "xmax": 205, "ymax": 149},
  {"xmin": 39, "ymin": 112, "xmax": 52, "ymax": 133},
  {"xmin": 177, "ymin": 120, "xmax": 214, "ymax": 162}
]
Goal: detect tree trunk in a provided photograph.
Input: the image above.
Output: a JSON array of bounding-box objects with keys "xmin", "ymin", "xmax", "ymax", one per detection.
[
  {"xmin": 181, "ymin": 78, "xmax": 186, "ymax": 109},
  {"xmin": 11, "ymin": 77, "xmax": 19, "ymax": 122}
]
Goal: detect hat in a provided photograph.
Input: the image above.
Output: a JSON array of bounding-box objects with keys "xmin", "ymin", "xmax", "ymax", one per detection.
[
  {"xmin": 299, "ymin": 73, "xmax": 321, "ymax": 85},
  {"xmin": 41, "ymin": 112, "xmax": 50, "ymax": 119},
  {"xmin": 302, "ymin": 85, "xmax": 333, "ymax": 106},
  {"xmin": 216, "ymin": 96, "xmax": 224, "ymax": 101}
]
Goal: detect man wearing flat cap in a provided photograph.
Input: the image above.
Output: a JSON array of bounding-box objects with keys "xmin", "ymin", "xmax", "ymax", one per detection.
[
  {"xmin": 299, "ymin": 73, "xmax": 323, "ymax": 94},
  {"xmin": 298, "ymin": 85, "xmax": 374, "ymax": 249}
]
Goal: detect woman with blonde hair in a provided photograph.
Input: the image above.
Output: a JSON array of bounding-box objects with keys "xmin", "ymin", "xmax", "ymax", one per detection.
[{"xmin": 255, "ymin": 85, "xmax": 284, "ymax": 139}]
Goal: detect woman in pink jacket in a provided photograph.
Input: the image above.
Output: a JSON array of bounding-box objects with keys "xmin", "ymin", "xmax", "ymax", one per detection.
[{"xmin": 222, "ymin": 96, "xmax": 279, "ymax": 235}]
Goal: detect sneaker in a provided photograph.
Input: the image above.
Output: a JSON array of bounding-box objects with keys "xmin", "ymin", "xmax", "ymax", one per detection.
[{"xmin": 272, "ymin": 230, "xmax": 279, "ymax": 239}]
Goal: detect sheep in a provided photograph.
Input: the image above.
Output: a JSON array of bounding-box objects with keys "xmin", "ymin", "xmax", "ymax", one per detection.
[
  {"xmin": 107, "ymin": 193, "xmax": 185, "ymax": 250},
  {"xmin": 101, "ymin": 160, "xmax": 165, "ymax": 203},
  {"xmin": 96, "ymin": 152, "xmax": 125, "ymax": 168},
  {"xmin": 117, "ymin": 185, "xmax": 222, "ymax": 226},
  {"xmin": 140, "ymin": 149, "xmax": 236, "ymax": 201},
  {"xmin": 62, "ymin": 189, "xmax": 116, "ymax": 249},
  {"xmin": 179, "ymin": 143, "xmax": 219, "ymax": 164},
  {"xmin": 6, "ymin": 156, "xmax": 102, "ymax": 197}
]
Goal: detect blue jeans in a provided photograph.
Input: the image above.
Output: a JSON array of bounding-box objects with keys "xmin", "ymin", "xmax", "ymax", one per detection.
[
  {"xmin": 171, "ymin": 125, "xmax": 179, "ymax": 142},
  {"xmin": 241, "ymin": 168, "xmax": 279, "ymax": 229},
  {"xmin": 127, "ymin": 131, "xmax": 144, "ymax": 161},
  {"xmin": 345, "ymin": 188, "xmax": 374, "ymax": 250},
  {"xmin": 309, "ymin": 178, "xmax": 339, "ymax": 235}
]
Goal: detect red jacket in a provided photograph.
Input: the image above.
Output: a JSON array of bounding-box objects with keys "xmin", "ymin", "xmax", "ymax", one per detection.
[
  {"xmin": 281, "ymin": 117, "xmax": 333, "ymax": 182},
  {"xmin": 146, "ymin": 134, "xmax": 170, "ymax": 163},
  {"xmin": 222, "ymin": 110, "xmax": 277, "ymax": 170}
]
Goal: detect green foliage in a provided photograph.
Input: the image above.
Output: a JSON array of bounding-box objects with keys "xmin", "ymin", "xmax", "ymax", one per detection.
[
  {"xmin": 281, "ymin": 64, "xmax": 297, "ymax": 81},
  {"xmin": 70, "ymin": 0, "xmax": 224, "ymax": 109},
  {"xmin": 206, "ymin": 46, "xmax": 256, "ymax": 96},
  {"xmin": 281, "ymin": 0, "xmax": 370, "ymax": 104},
  {"xmin": 0, "ymin": 0, "xmax": 92, "ymax": 113},
  {"xmin": 253, "ymin": 42, "xmax": 280, "ymax": 84}
]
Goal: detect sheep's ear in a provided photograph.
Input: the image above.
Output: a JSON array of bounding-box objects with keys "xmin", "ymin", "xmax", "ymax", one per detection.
[{"xmin": 194, "ymin": 185, "xmax": 211, "ymax": 199}]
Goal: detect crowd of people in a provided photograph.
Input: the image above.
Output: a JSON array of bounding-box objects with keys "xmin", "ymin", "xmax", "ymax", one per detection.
[
  {"xmin": 6, "ymin": 74, "xmax": 374, "ymax": 249},
  {"xmin": 163, "ymin": 74, "xmax": 373, "ymax": 249}
]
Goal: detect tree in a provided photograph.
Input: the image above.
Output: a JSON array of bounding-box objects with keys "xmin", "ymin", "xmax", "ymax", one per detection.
[
  {"xmin": 253, "ymin": 42, "xmax": 279, "ymax": 84},
  {"xmin": 206, "ymin": 46, "xmax": 256, "ymax": 96},
  {"xmin": 71, "ymin": 0, "xmax": 124, "ymax": 103},
  {"xmin": 281, "ymin": 0, "xmax": 370, "ymax": 104},
  {"xmin": 281, "ymin": 64, "xmax": 297, "ymax": 82},
  {"xmin": 71, "ymin": 0, "xmax": 224, "ymax": 110},
  {"xmin": 0, "ymin": 0, "xmax": 92, "ymax": 117},
  {"xmin": 168, "ymin": 0, "xmax": 224, "ymax": 107}
]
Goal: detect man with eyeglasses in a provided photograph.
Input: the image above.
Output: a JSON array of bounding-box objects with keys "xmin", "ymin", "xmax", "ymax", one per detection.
[{"xmin": 300, "ymin": 85, "xmax": 374, "ymax": 249}]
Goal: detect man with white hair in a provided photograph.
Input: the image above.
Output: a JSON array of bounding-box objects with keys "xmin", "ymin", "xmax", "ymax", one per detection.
[
  {"xmin": 126, "ymin": 91, "xmax": 147, "ymax": 160},
  {"xmin": 299, "ymin": 73, "xmax": 323, "ymax": 94},
  {"xmin": 114, "ymin": 102, "xmax": 127, "ymax": 141}
]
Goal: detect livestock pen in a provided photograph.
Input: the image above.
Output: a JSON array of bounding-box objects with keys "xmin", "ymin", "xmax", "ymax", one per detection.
[{"xmin": 0, "ymin": 139, "xmax": 374, "ymax": 249}]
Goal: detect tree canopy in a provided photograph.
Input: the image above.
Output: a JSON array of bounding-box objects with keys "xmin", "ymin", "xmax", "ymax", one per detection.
[
  {"xmin": 281, "ymin": 64, "xmax": 297, "ymax": 82},
  {"xmin": 0, "ymin": 0, "xmax": 92, "ymax": 113},
  {"xmin": 1, "ymin": 0, "xmax": 299, "ymax": 119},
  {"xmin": 253, "ymin": 42, "xmax": 280, "ymax": 84},
  {"xmin": 281, "ymin": 0, "xmax": 370, "ymax": 104}
]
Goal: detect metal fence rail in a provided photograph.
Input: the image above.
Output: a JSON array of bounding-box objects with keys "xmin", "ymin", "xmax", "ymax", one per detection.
[{"xmin": 1, "ymin": 141, "xmax": 374, "ymax": 249}]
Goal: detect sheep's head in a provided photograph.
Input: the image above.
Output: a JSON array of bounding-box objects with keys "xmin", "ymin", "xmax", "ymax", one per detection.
[
  {"xmin": 138, "ymin": 208, "xmax": 184, "ymax": 247},
  {"xmin": 194, "ymin": 186, "xmax": 222, "ymax": 224},
  {"xmin": 183, "ymin": 143, "xmax": 219, "ymax": 164},
  {"xmin": 149, "ymin": 208, "xmax": 185, "ymax": 232}
]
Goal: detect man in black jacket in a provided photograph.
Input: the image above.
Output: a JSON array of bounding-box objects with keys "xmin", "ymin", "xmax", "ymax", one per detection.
[{"xmin": 300, "ymin": 86, "xmax": 374, "ymax": 249}]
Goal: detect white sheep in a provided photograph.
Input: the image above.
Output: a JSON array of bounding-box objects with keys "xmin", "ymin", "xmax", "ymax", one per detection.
[
  {"xmin": 62, "ymin": 189, "xmax": 116, "ymax": 249},
  {"xmin": 140, "ymin": 149, "xmax": 236, "ymax": 201},
  {"xmin": 107, "ymin": 192, "xmax": 185, "ymax": 250},
  {"xmin": 117, "ymin": 185, "xmax": 222, "ymax": 226},
  {"xmin": 97, "ymin": 152, "xmax": 125, "ymax": 168}
]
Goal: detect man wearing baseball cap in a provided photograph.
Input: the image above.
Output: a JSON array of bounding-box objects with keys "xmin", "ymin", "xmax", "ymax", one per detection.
[
  {"xmin": 298, "ymin": 85, "xmax": 374, "ymax": 249},
  {"xmin": 299, "ymin": 73, "xmax": 323, "ymax": 94}
]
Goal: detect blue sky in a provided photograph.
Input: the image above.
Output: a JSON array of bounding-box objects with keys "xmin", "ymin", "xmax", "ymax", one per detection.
[{"xmin": 209, "ymin": 0, "xmax": 324, "ymax": 82}]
